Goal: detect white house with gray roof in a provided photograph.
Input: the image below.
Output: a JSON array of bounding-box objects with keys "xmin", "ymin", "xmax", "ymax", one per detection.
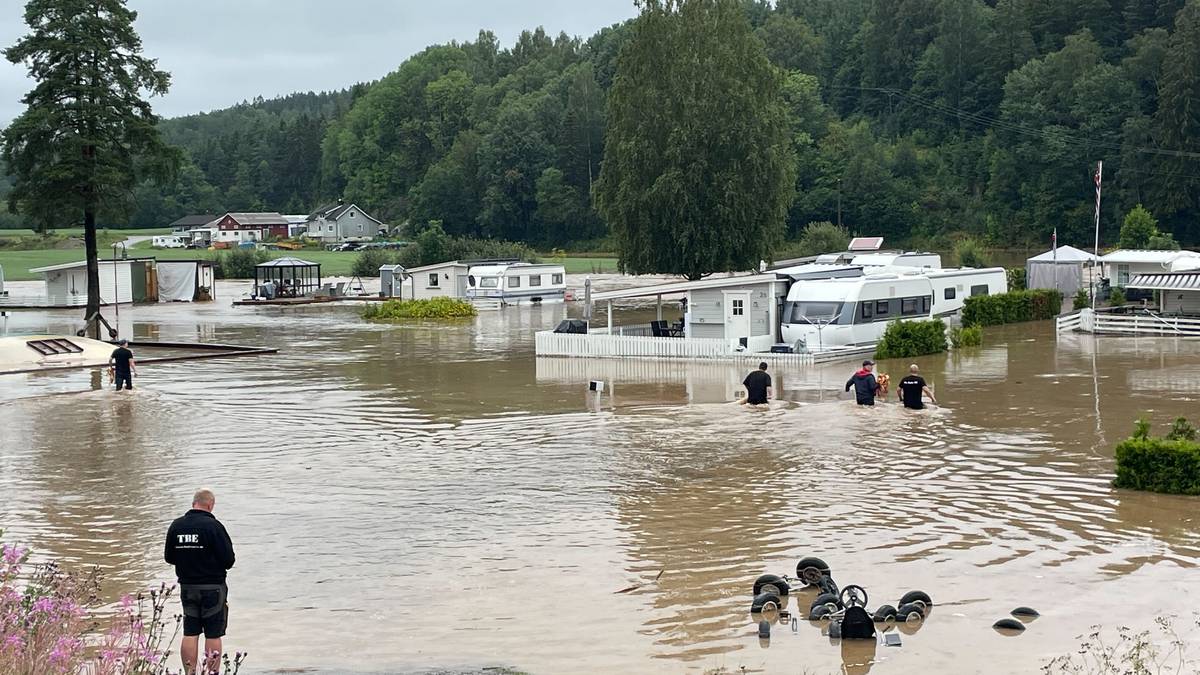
[{"xmin": 305, "ymin": 202, "xmax": 387, "ymax": 243}]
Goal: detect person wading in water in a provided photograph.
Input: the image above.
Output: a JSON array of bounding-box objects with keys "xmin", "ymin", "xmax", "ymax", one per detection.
[
  {"xmin": 897, "ymin": 364, "xmax": 937, "ymax": 410},
  {"xmin": 845, "ymin": 360, "xmax": 880, "ymax": 406},
  {"xmin": 740, "ymin": 362, "xmax": 774, "ymax": 407},
  {"xmin": 108, "ymin": 339, "xmax": 136, "ymax": 391},
  {"xmin": 165, "ymin": 488, "xmax": 236, "ymax": 675}
]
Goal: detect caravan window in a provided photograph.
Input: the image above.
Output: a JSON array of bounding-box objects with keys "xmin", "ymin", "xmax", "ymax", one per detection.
[
  {"xmin": 552, "ymin": 273, "xmax": 563, "ymax": 285},
  {"xmin": 875, "ymin": 300, "xmax": 890, "ymax": 316},
  {"xmin": 509, "ymin": 276, "xmax": 521, "ymax": 288},
  {"xmin": 944, "ymin": 287, "xmax": 956, "ymax": 300},
  {"xmin": 529, "ymin": 275, "xmax": 542, "ymax": 287},
  {"xmin": 861, "ymin": 302, "xmax": 873, "ymax": 320},
  {"xmin": 479, "ymin": 277, "xmax": 499, "ymax": 288},
  {"xmin": 901, "ymin": 298, "xmax": 920, "ymax": 315},
  {"xmin": 970, "ymin": 284, "xmax": 989, "ymax": 297},
  {"xmin": 787, "ymin": 301, "xmax": 844, "ymax": 324},
  {"xmin": 922, "ymin": 296, "xmax": 931, "ymax": 313}
]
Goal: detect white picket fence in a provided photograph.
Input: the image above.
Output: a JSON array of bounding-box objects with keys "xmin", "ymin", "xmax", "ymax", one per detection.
[
  {"xmin": 1057, "ymin": 308, "xmax": 1200, "ymax": 337},
  {"xmin": 535, "ymin": 330, "xmax": 819, "ymax": 365}
]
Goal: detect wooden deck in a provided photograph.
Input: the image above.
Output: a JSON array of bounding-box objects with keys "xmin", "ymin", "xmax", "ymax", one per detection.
[{"xmin": 232, "ymin": 295, "xmax": 383, "ymax": 306}]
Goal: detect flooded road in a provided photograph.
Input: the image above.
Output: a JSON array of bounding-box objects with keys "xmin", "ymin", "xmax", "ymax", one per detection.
[{"xmin": 2, "ymin": 280, "xmax": 1199, "ymax": 674}]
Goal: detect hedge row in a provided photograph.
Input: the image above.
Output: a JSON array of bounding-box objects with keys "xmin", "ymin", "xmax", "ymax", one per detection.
[
  {"xmin": 962, "ymin": 289, "xmax": 1063, "ymax": 327},
  {"xmin": 363, "ymin": 297, "xmax": 478, "ymax": 320},
  {"xmin": 1113, "ymin": 418, "xmax": 1200, "ymax": 495},
  {"xmin": 875, "ymin": 319, "xmax": 947, "ymax": 360}
]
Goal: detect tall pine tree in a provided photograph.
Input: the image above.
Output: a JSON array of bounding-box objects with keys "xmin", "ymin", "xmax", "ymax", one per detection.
[{"xmin": 2, "ymin": 0, "xmax": 178, "ymax": 336}]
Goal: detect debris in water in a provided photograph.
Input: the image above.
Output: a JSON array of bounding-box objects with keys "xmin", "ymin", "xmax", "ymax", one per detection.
[{"xmin": 615, "ymin": 569, "xmax": 664, "ymax": 594}]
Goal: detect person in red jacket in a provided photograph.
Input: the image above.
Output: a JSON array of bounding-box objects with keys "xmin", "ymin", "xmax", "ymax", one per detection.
[{"xmin": 165, "ymin": 488, "xmax": 235, "ymax": 675}]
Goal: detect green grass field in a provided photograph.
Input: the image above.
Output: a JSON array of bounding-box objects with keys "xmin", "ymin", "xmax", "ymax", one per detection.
[
  {"xmin": 0, "ymin": 227, "xmax": 170, "ymax": 238},
  {"xmin": 0, "ymin": 244, "xmax": 620, "ymax": 281}
]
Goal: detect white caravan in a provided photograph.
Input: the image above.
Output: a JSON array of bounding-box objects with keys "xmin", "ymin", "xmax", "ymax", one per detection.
[
  {"xmin": 781, "ymin": 267, "xmax": 1007, "ymax": 352},
  {"xmin": 466, "ymin": 262, "xmax": 567, "ymax": 304},
  {"xmin": 151, "ymin": 235, "xmax": 187, "ymax": 249}
]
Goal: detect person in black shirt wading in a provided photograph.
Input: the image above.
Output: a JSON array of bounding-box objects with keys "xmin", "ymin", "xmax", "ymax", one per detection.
[
  {"xmin": 165, "ymin": 488, "xmax": 236, "ymax": 675},
  {"xmin": 740, "ymin": 362, "xmax": 774, "ymax": 408},
  {"xmin": 845, "ymin": 360, "xmax": 880, "ymax": 406},
  {"xmin": 108, "ymin": 339, "xmax": 136, "ymax": 391},
  {"xmin": 897, "ymin": 364, "xmax": 937, "ymax": 410}
]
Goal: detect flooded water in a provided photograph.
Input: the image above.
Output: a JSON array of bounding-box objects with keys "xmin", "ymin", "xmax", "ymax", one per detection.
[{"xmin": 2, "ymin": 279, "xmax": 1199, "ymax": 674}]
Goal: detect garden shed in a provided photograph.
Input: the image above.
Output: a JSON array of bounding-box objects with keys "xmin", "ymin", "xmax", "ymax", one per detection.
[{"xmin": 1026, "ymin": 245, "xmax": 1097, "ymax": 296}]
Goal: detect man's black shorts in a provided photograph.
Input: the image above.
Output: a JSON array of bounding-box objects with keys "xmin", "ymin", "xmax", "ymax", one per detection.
[{"xmin": 180, "ymin": 584, "xmax": 228, "ymax": 638}]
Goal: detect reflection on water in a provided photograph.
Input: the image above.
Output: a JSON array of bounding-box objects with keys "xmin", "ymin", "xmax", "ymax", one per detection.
[{"xmin": 2, "ymin": 284, "xmax": 1200, "ymax": 673}]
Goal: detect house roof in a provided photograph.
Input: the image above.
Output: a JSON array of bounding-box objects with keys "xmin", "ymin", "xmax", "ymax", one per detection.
[
  {"xmin": 304, "ymin": 202, "xmax": 385, "ymax": 225},
  {"xmin": 170, "ymin": 214, "xmax": 217, "ymax": 228},
  {"xmin": 406, "ymin": 260, "xmax": 470, "ymax": 273},
  {"xmin": 1098, "ymin": 249, "xmax": 1200, "ymax": 264},
  {"xmin": 30, "ymin": 258, "xmax": 155, "ymax": 274},
  {"xmin": 591, "ymin": 274, "xmax": 783, "ymax": 302},
  {"xmin": 1027, "ymin": 245, "xmax": 1098, "ymax": 263},
  {"xmin": 256, "ymin": 257, "xmax": 318, "ymax": 268},
  {"xmin": 1128, "ymin": 272, "xmax": 1200, "ymax": 291},
  {"xmin": 222, "ymin": 212, "xmax": 289, "ymax": 226}
]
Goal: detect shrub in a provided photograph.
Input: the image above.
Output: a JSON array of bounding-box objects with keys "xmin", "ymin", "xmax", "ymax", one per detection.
[
  {"xmin": 1109, "ymin": 286, "xmax": 1126, "ymax": 306},
  {"xmin": 1113, "ymin": 417, "xmax": 1200, "ymax": 495},
  {"xmin": 961, "ymin": 289, "xmax": 1063, "ymax": 327},
  {"xmin": 363, "ymin": 297, "xmax": 478, "ymax": 320},
  {"xmin": 0, "ymin": 533, "xmax": 246, "ymax": 674},
  {"xmin": 949, "ymin": 325, "xmax": 983, "ymax": 348},
  {"xmin": 875, "ymin": 320, "xmax": 947, "ymax": 360},
  {"xmin": 351, "ymin": 248, "xmax": 397, "ymax": 277},
  {"xmin": 777, "ymin": 221, "xmax": 850, "ymax": 259},
  {"xmin": 952, "ymin": 237, "xmax": 990, "ymax": 268},
  {"xmin": 1005, "ymin": 267, "xmax": 1026, "ymax": 291},
  {"xmin": 211, "ymin": 248, "xmax": 270, "ymax": 279},
  {"xmin": 1073, "ymin": 288, "xmax": 1090, "ymax": 310}
]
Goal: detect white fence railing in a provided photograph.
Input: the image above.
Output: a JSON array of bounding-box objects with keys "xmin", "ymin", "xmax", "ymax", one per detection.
[
  {"xmin": 535, "ymin": 330, "xmax": 819, "ymax": 365},
  {"xmin": 1058, "ymin": 308, "xmax": 1200, "ymax": 337}
]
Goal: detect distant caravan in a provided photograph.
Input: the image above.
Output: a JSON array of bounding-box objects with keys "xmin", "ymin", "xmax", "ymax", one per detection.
[
  {"xmin": 465, "ymin": 262, "xmax": 567, "ymax": 305},
  {"xmin": 781, "ymin": 267, "xmax": 1007, "ymax": 352}
]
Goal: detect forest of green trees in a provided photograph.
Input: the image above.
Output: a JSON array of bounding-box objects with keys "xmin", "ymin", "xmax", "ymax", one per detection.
[{"xmin": 7, "ymin": 0, "xmax": 1200, "ymax": 251}]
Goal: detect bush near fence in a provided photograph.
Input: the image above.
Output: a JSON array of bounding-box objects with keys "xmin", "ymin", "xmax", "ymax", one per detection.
[
  {"xmin": 363, "ymin": 297, "xmax": 477, "ymax": 320},
  {"xmin": 949, "ymin": 325, "xmax": 983, "ymax": 348},
  {"xmin": 875, "ymin": 320, "xmax": 948, "ymax": 360},
  {"xmin": 1113, "ymin": 417, "xmax": 1200, "ymax": 495},
  {"xmin": 962, "ymin": 289, "xmax": 1063, "ymax": 327}
]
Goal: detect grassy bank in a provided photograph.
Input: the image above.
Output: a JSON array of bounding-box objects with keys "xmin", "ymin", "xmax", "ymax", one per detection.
[
  {"xmin": 0, "ymin": 227, "xmax": 169, "ymax": 238},
  {"xmin": 0, "ymin": 246, "xmax": 620, "ymax": 281}
]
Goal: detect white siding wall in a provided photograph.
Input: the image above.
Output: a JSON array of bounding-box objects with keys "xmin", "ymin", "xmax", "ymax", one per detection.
[{"xmin": 688, "ymin": 284, "xmax": 775, "ymax": 339}]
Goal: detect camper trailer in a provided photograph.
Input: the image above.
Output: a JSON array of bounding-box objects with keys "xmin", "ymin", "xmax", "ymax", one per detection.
[
  {"xmin": 466, "ymin": 262, "xmax": 567, "ymax": 304},
  {"xmin": 781, "ymin": 267, "xmax": 1006, "ymax": 352}
]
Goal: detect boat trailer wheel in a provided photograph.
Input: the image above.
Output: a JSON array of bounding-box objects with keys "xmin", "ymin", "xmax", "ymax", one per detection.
[
  {"xmin": 840, "ymin": 584, "xmax": 868, "ymax": 609},
  {"xmin": 800, "ymin": 566, "xmax": 826, "ymax": 587}
]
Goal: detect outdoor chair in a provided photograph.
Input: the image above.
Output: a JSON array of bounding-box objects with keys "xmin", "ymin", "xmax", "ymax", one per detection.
[{"xmin": 650, "ymin": 320, "xmax": 668, "ymax": 337}]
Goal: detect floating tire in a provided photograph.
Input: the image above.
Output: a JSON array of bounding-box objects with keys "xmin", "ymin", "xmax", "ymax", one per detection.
[
  {"xmin": 795, "ymin": 557, "xmax": 831, "ymax": 585},
  {"xmin": 872, "ymin": 604, "xmax": 898, "ymax": 622},
  {"xmin": 751, "ymin": 592, "xmax": 781, "ymax": 615},
  {"xmin": 753, "ymin": 574, "xmax": 790, "ymax": 598},
  {"xmin": 810, "ymin": 593, "xmax": 841, "ymax": 612},
  {"xmin": 898, "ymin": 590, "xmax": 932, "ymax": 608},
  {"xmin": 895, "ymin": 603, "xmax": 925, "ymax": 622},
  {"xmin": 993, "ymin": 618, "xmax": 1026, "ymax": 632},
  {"xmin": 808, "ymin": 604, "xmax": 835, "ymax": 621},
  {"xmin": 1011, "ymin": 607, "xmax": 1040, "ymax": 618}
]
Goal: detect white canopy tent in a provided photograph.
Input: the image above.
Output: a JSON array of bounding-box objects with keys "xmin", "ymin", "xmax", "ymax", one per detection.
[{"xmin": 1026, "ymin": 245, "xmax": 1097, "ymax": 295}]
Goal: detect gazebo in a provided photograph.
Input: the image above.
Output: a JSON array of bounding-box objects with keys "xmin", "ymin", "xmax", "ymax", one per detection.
[
  {"xmin": 1026, "ymin": 245, "xmax": 1097, "ymax": 296},
  {"xmin": 254, "ymin": 257, "xmax": 321, "ymax": 298}
]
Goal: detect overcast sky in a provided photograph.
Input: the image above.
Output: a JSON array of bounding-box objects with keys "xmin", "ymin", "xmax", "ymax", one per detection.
[{"xmin": 0, "ymin": 0, "xmax": 638, "ymax": 124}]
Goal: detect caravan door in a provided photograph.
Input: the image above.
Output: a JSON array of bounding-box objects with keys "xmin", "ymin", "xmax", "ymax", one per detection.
[{"xmin": 723, "ymin": 291, "xmax": 752, "ymax": 345}]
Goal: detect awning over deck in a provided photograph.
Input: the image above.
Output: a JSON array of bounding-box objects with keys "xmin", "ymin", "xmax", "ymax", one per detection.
[
  {"xmin": 1128, "ymin": 272, "xmax": 1200, "ymax": 291},
  {"xmin": 590, "ymin": 274, "xmax": 782, "ymax": 302}
]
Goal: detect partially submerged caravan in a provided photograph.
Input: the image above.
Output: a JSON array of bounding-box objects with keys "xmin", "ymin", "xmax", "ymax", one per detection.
[
  {"xmin": 466, "ymin": 262, "xmax": 567, "ymax": 304},
  {"xmin": 781, "ymin": 267, "xmax": 1007, "ymax": 351}
]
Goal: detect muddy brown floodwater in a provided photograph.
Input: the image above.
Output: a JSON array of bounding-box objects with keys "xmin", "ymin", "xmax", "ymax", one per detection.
[{"xmin": 2, "ymin": 279, "xmax": 1199, "ymax": 674}]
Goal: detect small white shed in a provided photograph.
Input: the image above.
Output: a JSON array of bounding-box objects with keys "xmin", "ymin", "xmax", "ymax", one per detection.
[
  {"xmin": 29, "ymin": 259, "xmax": 154, "ymax": 306},
  {"xmin": 1026, "ymin": 245, "xmax": 1097, "ymax": 295},
  {"xmin": 386, "ymin": 261, "xmax": 471, "ymax": 300}
]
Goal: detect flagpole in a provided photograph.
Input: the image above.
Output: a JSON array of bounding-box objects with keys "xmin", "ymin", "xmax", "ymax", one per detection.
[
  {"xmin": 1091, "ymin": 160, "xmax": 1103, "ymax": 310},
  {"xmin": 1053, "ymin": 227, "xmax": 1058, "ymax": 294}
]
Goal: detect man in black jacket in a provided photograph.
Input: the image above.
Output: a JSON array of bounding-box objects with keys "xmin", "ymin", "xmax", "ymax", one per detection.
[
  {"xmin": 165, "ymin": 488, "xmax": 235, "ymax": 675},
  {"xmin": 845, "ymin": 360, "xmax": 880, "ymax": 406}
]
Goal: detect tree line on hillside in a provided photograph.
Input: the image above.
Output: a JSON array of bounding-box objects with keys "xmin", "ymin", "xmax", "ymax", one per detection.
[{"xmin": 6, "ymin": 0, "xmax": 1200, "ymax": 254}]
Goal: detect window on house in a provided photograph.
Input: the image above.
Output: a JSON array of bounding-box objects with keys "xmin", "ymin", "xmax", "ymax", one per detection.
[
  {"xmin": 357, "ymin": 224, "xmax": 363, "ymax": 232},
  {"xmin": 350, "ymin": 211, "xmax": 356, "ymax": 217},
  {"xmin": 529, "ymin": 275, "xmax": 541, "ymax": 287},
  {"xmin": 509, "ymin": 276, "xmax": 521, "ymax": 288},
  {"xmin": 1117, "ymin": 264, "xmax": 1130, "ymax": 286},
  {"xmin": 552, "ymin": 273, "xmax": 563, "ymax": 285},
  {"xmin": 428, "ymin": 273, "xmax": 439, "ymax": 287},
  {"xmin": 971, "ymin": 284, "xmax": 990, "ymax": 297},
  {"xmin": 327, "ymin": 225, "xmax": 334, "ymax": 232},
  {"xmin": 732, "ymin": 299, "xmax": 744, "ymax": 316},
  {"xmin": 944, "ymin": 287, "xmax": 956, "ymax": 300}
]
